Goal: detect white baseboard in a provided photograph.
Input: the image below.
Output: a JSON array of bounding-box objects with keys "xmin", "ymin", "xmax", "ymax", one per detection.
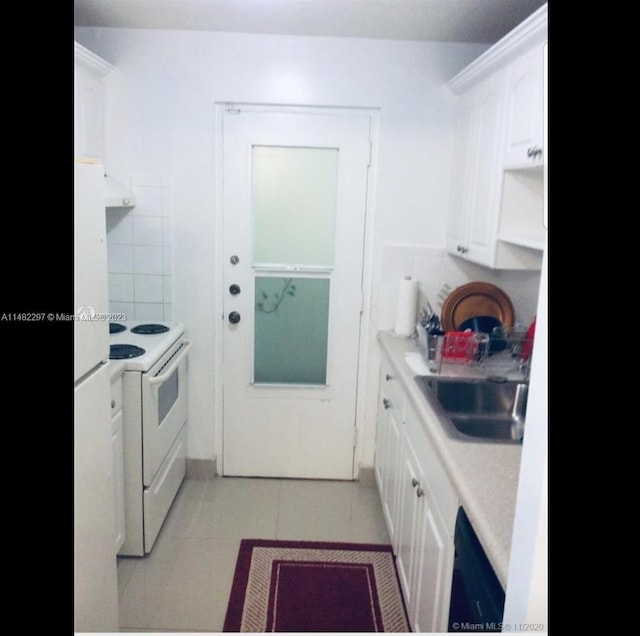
[
  {"xmin": 357, "ymin": 464, "xmax": 376, "ymax": 487},
  {"xmin": 186, "ymin": 457, "xmax": 218, "ymax": 480}
]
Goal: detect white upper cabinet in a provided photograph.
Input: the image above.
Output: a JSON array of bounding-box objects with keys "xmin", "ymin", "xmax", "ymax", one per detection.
[
  {"xmin": 446, "ymin": 4, "xmax": 547, "ymax": 270},
  {"xmin": 446, "ymin": 68, "xmax": 507, "ymax": 266},
  {"xmin": 74, "ymin": 42, "xmax": 114, "ymax": 161},
  {"xmin": 503, "ymin": 43, "xmax": 545, "ymax": 169}
]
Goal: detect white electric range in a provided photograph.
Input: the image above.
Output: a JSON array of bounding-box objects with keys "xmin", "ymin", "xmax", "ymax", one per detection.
[{"xmin": 109, "ymin": 320, "xmax": 191, "ymax": 556}]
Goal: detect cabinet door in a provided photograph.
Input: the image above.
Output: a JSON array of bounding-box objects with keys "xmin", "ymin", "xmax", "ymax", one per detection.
[
  {"xmin": 384, "ymin": 409, "xmax": 403, "ymax": 552},
  {"xmin": 412, "ymin": 502, "xmax": 454, "ymax": 633},
  {"xmin": 465, "ymin": 69, "xmax": 507, "ymax": 266},
  {"xmin": 447, "ymin": 69, "xmax": 507, "ymax": 267},
  {"xmin": 374, "ymin": 387, "xmax": 388, "ymax": 495},
  {"xmin": 111, "ymin": 409, "xmax": 125, "ymax": 553},
  {"xmin": 446, "ymin": 90, "xmax": 475, "ymax": 258},
  {"xmin": 394, "ymin": 429, "xmax": 422, "ymax": 614},
  {"xmin": 74, "ymin": 64, "xmax": 106, "ymax": 160},
  {"xmin": 74, "ymin": 44, "xmax": 113, "ymax": 161},
  {"xmin": 503, "ymin": 43, "xmax": 544, "ymax": 168},
  {"xmin": 375, "ymin": 363, "xmax": 404, "ymax": 549}
]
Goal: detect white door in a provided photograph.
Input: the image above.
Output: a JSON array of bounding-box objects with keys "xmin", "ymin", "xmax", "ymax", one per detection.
[{"xmin": 221, "ymin": 106, "xmax": 372, "ymax": 479}]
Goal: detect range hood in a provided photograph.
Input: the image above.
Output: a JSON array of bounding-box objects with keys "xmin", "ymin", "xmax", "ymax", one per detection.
[{"xmin": 105, "ymin": 174, "xmax": 136, "ymax": 208}]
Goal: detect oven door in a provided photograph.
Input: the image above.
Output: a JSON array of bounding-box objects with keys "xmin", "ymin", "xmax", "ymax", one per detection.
[{"xmin": 141, "ymin": 340, "xmax": 191, "ymax": 486}]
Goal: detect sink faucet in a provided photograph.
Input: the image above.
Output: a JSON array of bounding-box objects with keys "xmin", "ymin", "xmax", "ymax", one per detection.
[{"xmin": 510, "ymin": 342, "xmax": 531, "ymax": 381}]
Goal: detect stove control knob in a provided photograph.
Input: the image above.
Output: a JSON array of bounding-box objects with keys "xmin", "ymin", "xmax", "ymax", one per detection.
[
  {"xmin": 228, "ymin": 311, "xmax": 241, "ymax": 324},
  {"xmin": 229, "ymin": 284, "xmax": 241, "ymax": 295}
]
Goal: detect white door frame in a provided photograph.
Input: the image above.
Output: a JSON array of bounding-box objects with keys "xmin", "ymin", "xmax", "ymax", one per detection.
[{"xmin": 213, "ymin": 102, "xmax": 379, "ymax": 479}]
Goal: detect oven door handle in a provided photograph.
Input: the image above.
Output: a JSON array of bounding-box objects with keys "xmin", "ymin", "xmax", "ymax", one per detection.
[{"xmin": 148, "ymin": 341, "xmax": 192, "ymax": 386}]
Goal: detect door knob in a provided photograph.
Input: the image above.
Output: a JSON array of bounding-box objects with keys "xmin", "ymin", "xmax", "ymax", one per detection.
[
  {"xmin": 228, "ymin": 311, "xmax": 241, "ymax": 324},
  {"xmin": 229, "ymin": 284, "xmax": 241, "ymax": 295}
]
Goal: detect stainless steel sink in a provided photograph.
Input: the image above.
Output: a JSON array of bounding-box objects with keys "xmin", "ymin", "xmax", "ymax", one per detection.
[{"xmin": 413, "ymin": 376, "xmax": 527, "ymax": 444}]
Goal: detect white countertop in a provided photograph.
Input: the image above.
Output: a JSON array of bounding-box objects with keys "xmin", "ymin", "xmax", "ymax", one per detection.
[{"xmin": 377, "ymin": 330, "xmax": 523, "ymax": 588}]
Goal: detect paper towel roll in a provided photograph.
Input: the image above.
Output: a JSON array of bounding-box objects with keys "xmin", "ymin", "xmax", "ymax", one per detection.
[{"xmin": 394, "ymin": 276, "xmax": 418, "ymax": 337}]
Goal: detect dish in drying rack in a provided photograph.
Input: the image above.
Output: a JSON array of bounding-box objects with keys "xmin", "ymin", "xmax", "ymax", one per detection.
[{"xmin": 440, "ymin": 282, "xmax": 514, "ymax": 332}]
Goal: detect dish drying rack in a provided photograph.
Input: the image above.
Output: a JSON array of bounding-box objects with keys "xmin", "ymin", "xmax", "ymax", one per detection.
[{"xmin": 416, "ymin": 323, "xmax": 534, "ymax": 375}]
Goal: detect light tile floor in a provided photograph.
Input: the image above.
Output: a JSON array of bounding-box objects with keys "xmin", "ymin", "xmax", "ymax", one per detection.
[{"xmin": 117, "ymin": 477, "xmax": 390, "ymax": 632}]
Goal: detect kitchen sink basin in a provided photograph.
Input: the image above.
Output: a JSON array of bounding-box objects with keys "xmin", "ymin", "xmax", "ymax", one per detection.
[{"xmin": 413, "ymin": 376, "xmax": 528, "ymax": 444}]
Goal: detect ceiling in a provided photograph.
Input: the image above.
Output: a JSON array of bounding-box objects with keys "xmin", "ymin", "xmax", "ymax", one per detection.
[{"xmin": 74, "ymin": 0, "xmax": 547, "ymax": 44}]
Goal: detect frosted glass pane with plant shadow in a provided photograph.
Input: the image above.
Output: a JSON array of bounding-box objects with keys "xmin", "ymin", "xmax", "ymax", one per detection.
[{"xmin": 254, "ymin": 277, "xmax": 330, "ymax": 385}]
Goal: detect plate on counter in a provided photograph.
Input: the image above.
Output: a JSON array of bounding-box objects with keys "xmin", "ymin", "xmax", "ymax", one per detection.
[{"xmin": 440, "ymin": 282, "xmax": 514, "ymax": 332}]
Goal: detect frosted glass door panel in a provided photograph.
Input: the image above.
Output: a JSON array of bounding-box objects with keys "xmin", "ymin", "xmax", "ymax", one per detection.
[
  {"xmin": 254, "ymin": 277, "xmax": 330, "ymax": 385},
  {"xmin": 252, "ymin": 146, "xmax": 338, "ymax": 267}
]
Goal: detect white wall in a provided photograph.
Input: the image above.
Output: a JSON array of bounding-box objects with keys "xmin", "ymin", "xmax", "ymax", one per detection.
[{"xmin": 76, "ymin": 26, "xmax": 494, "ymax": 466}]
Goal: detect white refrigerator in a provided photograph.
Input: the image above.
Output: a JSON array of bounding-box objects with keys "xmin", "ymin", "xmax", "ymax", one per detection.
[{"xmin": 74, "ymin": 160, "xmax": 119, "ymax": 631}]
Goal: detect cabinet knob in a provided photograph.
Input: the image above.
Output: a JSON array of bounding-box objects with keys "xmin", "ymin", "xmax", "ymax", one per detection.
[
  {"xmin": 456, "ymin": 245, "xmax": 468, "ymax": 254},
  {"xmin": 383, "ymin": 398, "xmax": 391, "ymax": 410},
  {"xmin": 416, "ymin": 487, "xmax": 425, "ymax": 498},
  {"xmin": 527, "ymin": 146, "xmax": 543, "ymax": 159},
  {"xmin": 411, "ymin": 478, "xmax": 420, "ymax": 488},
  {"xmin": 386, "ymin": 374, "xmax": 393, "ymax": 381},
  {"xmin": 111, "ymin": 399, "xmax": 116, "ymax": 409}
]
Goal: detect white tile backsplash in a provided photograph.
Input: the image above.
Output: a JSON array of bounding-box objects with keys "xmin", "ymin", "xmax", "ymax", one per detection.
[
  {"xmin": 134, "ymin": 303, "xmax": 165, "ymax": 321},
  {"xmin": 163, "ymin": 247, "xmax": 172, "ymax": 275},
  {"xmin": 107, "ymin": 244, "xmax": 134, "ymax": 273},
  {"xmin": 134, "ymin": 245, "xmax": 164, "ymax": 275},
  {"xmin": 132, "ymin": 216, "xmax": 163, "ymax": 246},
  {"xmin": 134, "ymin": 274, "xmax": 164, "ymax": 303},
  {"xmin": 496, "ymin": 270, "xmax": 540, "ymax": 327},
  {"xmin": 106, "ymin": 176, "xmax": 173, "ymax": 319},
  {"xmin": 376, "ymin": 243, "xmax": 540, "ymax": 333},
  {"xmin": 108, "ymin": 273, "xmax": 135, "ymax": 302},
  {"xmin": 109, "ymin": 301, "xmax": 135, "ymax": 321},
  {"xmin": 162, "ymin": 216, "xmax": 173, "ymax": 244}
]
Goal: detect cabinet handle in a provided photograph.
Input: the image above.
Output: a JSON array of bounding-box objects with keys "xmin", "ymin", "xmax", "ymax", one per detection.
[
  {"xmin": 111, "ymin": 399, "xmax": 116, "ymax": 409},
  {"xmin": 527, "ymin": 146, "xmax": 542, "ymax": 159},
  {"xmin": 386, "ymin": 374, "xmax": 393, "ymax": 381},
  {"xmin": 383, "ymin": 398, "xmax": 391, "ymax": 410},
  {"xmin": 456, "ymin": 245, "xmax": 468, "ymax": 254}
]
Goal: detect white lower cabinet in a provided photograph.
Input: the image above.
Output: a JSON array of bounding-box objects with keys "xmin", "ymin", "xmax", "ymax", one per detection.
[
  {"xmin": 374, "ymin": 357, "xmax": 458, "ymax": 632},
  {"xmin": 403, "ymin": 402, "xmax": 457, "ymax": 633},
  {"xmin": 374, "ymin": 359, "xmax": 404, "ymax": 551}
]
